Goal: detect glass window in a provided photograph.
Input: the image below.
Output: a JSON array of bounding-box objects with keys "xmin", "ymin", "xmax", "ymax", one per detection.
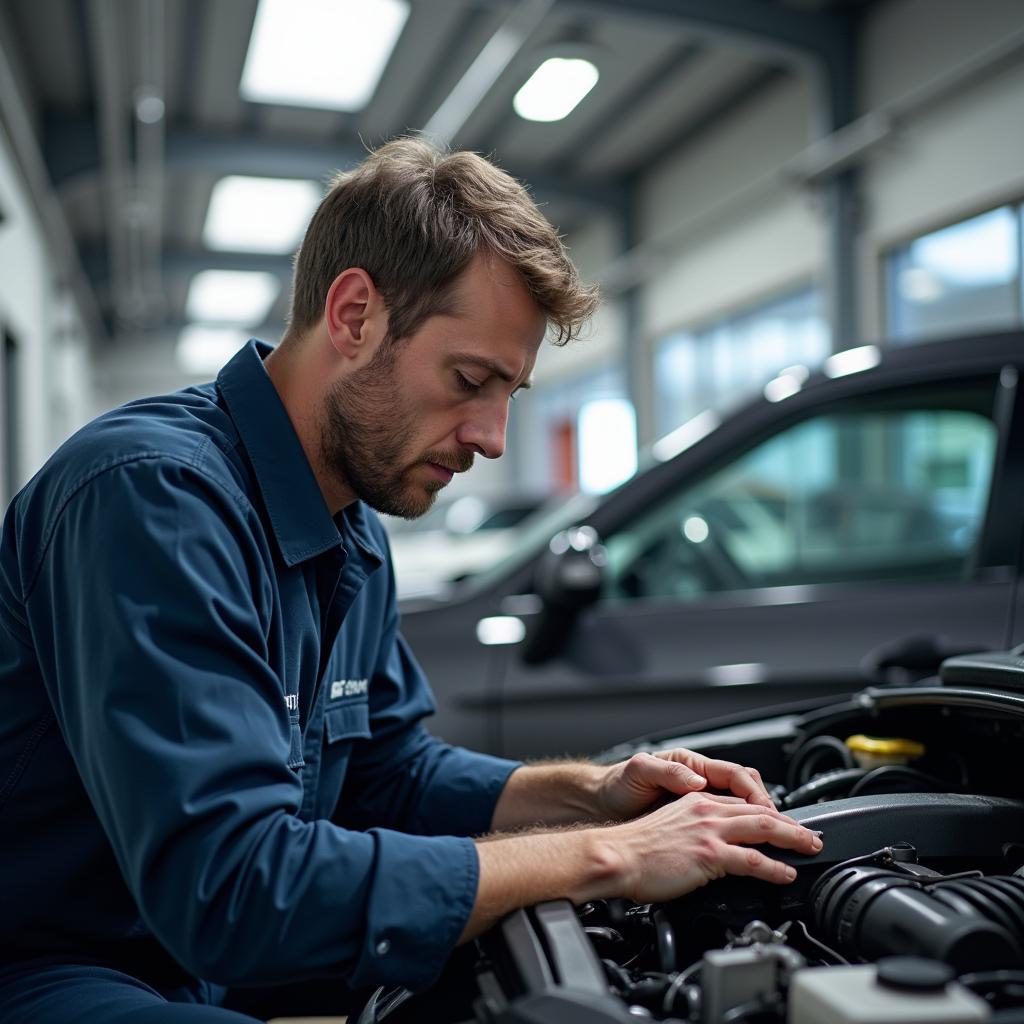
[
  {"xmin": 887, "ymin": 206, "xmax": 1021, "ymax": 342},
  {"xmin": 604, "ymin": 380, "xmax": 998, "ymax": 603},
  {"xmin": 513, "ymin": 363, "xmax": 629, "ymax": 494},
  {"xmin": 654, "ymin": 288, "xmax": 830, "ymax": 438}
]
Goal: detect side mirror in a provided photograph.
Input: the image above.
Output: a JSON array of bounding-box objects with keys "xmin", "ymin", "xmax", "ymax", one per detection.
[{"xmin": 521, "ymin": 526, "xmax": 607, "ymax": 665}]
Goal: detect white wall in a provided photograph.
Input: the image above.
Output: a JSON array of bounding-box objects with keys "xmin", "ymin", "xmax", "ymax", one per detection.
[
  {"xmin": 857, "ymin": 0, "xmax": 1024, "ymax": 339},
  {"xmin": 0, "ymin": 118, "xmax": 93, "ymax": 504},
  {"xmin": 629, "ymin": 0, "xmax": 1024, "ymax": 372},
  {"xmin": 638, "ymin": 74, "xmax": 823, "ymax": 340}
]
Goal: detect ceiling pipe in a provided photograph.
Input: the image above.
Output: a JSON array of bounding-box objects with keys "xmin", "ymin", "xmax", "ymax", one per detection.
[
  {"xmin": 88, "ymin": 0, "xmax": 137, "ymax": 332},
  {"xmin": 134, "ymin": 0, "xmax": 167, "ymax": 325},
  {"xmin": 786, "ymin": 23, "xmax": 1024, "ymax": 187}
]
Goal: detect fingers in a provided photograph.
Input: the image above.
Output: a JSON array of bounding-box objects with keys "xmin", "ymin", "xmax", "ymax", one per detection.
[
  {"xmin": 628, "ymin": 752, "xmax": 705, "ymax": 795},
  {"xmin": 663, "ymin": 750, "xmax": 774, "ymax": 807},
  {"xmin": 687, "ymin": 796, "xmax": 801, "ymax": 826},
  {"xmin": 718, "ymin": 845, "xmax": 799, "ymax": 885},
  {"xmin": 717, "ymin": 811, "xmax": 823, "ymax": 855}
]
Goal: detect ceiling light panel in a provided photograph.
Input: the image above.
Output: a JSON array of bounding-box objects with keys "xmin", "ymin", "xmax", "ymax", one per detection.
[
  {"xmin": 204, "ymin": 176, "xmax": 322, "ymax": 253},
  {"xmin": 176, "ymin": 326, "xmax": 251, "ymax": 375},
  {"xmin": 514, "ymin": 57, "xmax": 599, "ymax": 123},
  {"xmin": 185, "ymin": 271, "xmax": 280, "ymax": 325},
  {"xmin": 241, "ymin": 0, "xmax": 410, "ymax": 111}
]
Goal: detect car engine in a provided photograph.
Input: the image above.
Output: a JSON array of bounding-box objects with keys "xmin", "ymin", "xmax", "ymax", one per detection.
[{"xmin": 359, "ymin": 661, "xmax": 1024, "ymax": 1023}]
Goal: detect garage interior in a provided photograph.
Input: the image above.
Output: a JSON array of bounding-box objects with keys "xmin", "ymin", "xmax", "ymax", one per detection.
[
  {"xmin": 2, "ymin": 2, "xmax": 1024, "ymax": 1021},
  {"xmin": 2, "ymin": 0, "xmax": 1022, "ymax": 507}
]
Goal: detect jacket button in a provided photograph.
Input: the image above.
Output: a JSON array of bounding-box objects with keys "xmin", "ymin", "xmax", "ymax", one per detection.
[{"xmin": 376, "ymin": 939, "xmax": 391, "ymax": 956}]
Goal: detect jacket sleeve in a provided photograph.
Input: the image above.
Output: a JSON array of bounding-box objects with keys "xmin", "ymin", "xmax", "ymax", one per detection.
[{"xmin": 22, "ymin": 456, "xmax": 478, "ymax": 990}]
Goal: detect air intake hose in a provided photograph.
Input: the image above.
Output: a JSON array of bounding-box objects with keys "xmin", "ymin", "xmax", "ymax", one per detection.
[{"xmin": 812, "ymin": 865, "xmax": 1024, "ymax": 972}]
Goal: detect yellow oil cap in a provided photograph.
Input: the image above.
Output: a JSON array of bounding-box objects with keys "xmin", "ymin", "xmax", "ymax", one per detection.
[
  {"xmin": 846, "ymin": 735, "xmax": 925, "ymax": 757},
  {"xmin": 845, "ymin": 734, "xmax": 925, "ymax": 769}
]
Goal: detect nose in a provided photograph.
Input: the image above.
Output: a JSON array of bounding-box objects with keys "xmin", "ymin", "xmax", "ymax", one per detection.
[{"xmin": 457, "ymin": 397, "xmax": 508, "ymax": 460}]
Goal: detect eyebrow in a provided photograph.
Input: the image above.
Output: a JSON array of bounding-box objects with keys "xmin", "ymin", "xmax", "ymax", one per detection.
[{"xmin": 453, "ymin": 354, "xmax": 534, "ymax": 391}]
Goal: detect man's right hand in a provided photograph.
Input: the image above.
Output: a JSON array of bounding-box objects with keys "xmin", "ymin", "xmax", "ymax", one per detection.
[
  {"xmin": 463, "ymin": 792, "xmax": 822, "ymax": 941},
  {"xmin": 590, "ymin": 791, "xmax": 822, "ymax": 904}
]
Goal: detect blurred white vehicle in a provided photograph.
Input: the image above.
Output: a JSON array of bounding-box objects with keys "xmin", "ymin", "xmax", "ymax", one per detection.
[{"xmin": 381, "ymin": 493, "xmax": 554, "ymax": 600}]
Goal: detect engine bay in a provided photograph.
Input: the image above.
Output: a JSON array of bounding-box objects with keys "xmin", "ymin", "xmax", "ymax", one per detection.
[{"xmin": 360, "ymin": 672, "xmax": 1024, "ymax": 1023}]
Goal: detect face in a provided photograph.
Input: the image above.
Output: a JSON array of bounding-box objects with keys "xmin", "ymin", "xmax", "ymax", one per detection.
[{"xmin": 321, "ymin": 254, "xmax": 545, "ymax": 519}]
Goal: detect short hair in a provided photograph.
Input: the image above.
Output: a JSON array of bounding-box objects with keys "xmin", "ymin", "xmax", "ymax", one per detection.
[{"xmin": 286, "ymin": 137, "xmax": 599, "ymax": 345}]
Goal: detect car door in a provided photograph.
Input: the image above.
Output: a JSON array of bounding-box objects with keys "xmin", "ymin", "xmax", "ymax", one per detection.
[{"xmin": 494, "ymin": 370, "xmax": 1023, "ymax": 759}]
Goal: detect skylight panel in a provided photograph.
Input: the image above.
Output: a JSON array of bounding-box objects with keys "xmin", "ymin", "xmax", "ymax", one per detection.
[
  {"xmin": 176, "ymin": 326, "xmax": 250, "ymax": 374},
  {"xmin": 185, "ymin": 270, "xmax": 280, "ymax": 325},
  {"xmin": 241, "ymin": 0, "xmax": 409, "ymax": 111},
  {"xmin": 203, "ymin": 176, "xmax": 322, "ymax": 253}
]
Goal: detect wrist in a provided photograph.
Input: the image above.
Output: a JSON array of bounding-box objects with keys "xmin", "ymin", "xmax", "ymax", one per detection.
[
  {"xmin": 573, "ymin": 762, "xmax": 611, "ymax": 821},
  {"xmin": 573, "ymin": 826, "xmax": 632, "ymax": 903}
]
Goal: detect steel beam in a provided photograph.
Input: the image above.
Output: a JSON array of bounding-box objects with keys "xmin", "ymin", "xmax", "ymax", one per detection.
[
  {"xmin": 476, "ymin": 0, "xmax": 853, "ymax": 72},
  {"xmin": 48, "ymin": 119, "xmax": 629, "ymax": 215},
  {"xmin": 80, "ymin": 244, "xmax": 294, "ymax": 290}
]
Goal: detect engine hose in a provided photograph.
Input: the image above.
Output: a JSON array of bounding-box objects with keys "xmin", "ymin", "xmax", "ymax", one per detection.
[
  {"xmin": 781, "ymin": 768, "xmax": 866, "ymax": 809},
  {"xmin": 812, "ymin": 864, "xmax": 1024, "ymax": 971},
  {"xmin": 786, "ymin": 735, "xmax": 856, "ymax": 791}
]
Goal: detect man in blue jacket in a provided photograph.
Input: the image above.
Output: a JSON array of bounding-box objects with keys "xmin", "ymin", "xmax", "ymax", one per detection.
[{"xmin": 0, "ymin": 139, "xmax": 822, "ymax": 1022}]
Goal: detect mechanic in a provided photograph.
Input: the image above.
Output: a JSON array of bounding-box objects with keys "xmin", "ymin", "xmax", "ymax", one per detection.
[{"xmin": 0, "ymin": 138, "xmax": 823, "ymax": 1023}]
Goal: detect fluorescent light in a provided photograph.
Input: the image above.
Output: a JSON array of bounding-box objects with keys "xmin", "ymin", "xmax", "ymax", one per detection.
[
  {"xmin": 241, "ymin": 0, "xmax": 409, "ymax": 111},
  {"xmin": 176, "ymin": 326, "xmax": 250, "ymax": 374},
  {"xmin": 823, "ymin": 344, "xmax": 881, "ymax": 379},
  {"xmin": 204, "ymin": 176, "xmax": 321, "ymax": 253},
  {"xmin": 652, "ymin": 410, "xmax": 720, "ymax": 463},
  {"xmin": 185, "ymin": 270, "xmax": 279, "ymax": 325},
  {"xmin": 514, "ymin": 58, "xmax": 599, "ymax": 122}
]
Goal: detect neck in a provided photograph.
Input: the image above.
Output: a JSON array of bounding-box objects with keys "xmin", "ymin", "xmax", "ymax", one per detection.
[{"xmin": 264, "ymin": 332, "xmax": 357, "ymax": 516}]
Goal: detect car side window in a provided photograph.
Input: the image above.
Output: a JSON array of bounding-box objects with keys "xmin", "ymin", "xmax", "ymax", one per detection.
[{"xmin": 604, "ymin": 382, "xmax": 999, "ymax": 602}]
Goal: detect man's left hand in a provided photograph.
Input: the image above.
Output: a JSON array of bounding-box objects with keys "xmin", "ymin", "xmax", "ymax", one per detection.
[{"xmin": 596, "ymin": 749, "xmax": 775, "ymax": 822}]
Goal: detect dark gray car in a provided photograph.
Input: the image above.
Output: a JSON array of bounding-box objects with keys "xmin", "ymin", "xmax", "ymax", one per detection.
[{"xmin": 400, "ymin": 331, "xmax": 1024, "ymax": 759}]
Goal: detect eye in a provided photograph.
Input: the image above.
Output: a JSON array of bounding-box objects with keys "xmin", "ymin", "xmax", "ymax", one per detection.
[{"xmin": 454, "ymin": 370, "xmax": 481, "ymax": 394}]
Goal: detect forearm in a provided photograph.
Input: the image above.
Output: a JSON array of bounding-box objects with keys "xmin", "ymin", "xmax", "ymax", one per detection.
[
  {"xmin": 460, "ymin": 826, "xmax": 622, "ymax": 942},
  {"xmin": 464, "ymin": 792, "xmax": 823, "ymax": 943},
  {"xmin": 490, "ymin": 761, "xmax": 608, "ymax": 831}
]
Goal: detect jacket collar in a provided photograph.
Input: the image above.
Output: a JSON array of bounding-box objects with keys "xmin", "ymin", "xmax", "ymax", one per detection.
[{"xmin": 217, "ymin": 340, "xmax": 383, "ymax": 570}]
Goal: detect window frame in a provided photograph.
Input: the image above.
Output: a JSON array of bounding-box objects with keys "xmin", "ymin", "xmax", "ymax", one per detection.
[{"xmin": 883, "ymin": 199, "xmax": 1024, "ymax": 344}]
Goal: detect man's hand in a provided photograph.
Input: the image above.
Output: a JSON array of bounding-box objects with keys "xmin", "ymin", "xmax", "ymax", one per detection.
[
  {"xmin": 595, "ymin": 790, "xmax": 821, "ymax": 904},
  {"xmin": 464, "ymin": 788, "xmax": 821, "ymax": 941},
  {"xmin": 596, "ymin": 749, "xmax": 774, "ymax": 822}
]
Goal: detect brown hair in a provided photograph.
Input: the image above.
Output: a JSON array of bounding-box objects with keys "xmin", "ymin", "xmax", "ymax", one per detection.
[{"xmin": 286, "ymin": 137, "xmax": 599, "ymax": 345}]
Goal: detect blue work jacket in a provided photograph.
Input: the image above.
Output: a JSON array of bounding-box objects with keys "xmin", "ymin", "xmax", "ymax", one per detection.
[{"xmin": 0, "ymin": 341, "xmax": 519, "ymax": 993}]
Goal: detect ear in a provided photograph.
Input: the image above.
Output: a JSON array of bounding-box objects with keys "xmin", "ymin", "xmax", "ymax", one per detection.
[{"xmin": 323, "ymin": 268, "xmax": 389, "ymax": 362}]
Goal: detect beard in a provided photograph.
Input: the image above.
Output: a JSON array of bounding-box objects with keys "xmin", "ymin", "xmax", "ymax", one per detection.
[{"xmin": 320, "ymin": 343, "xmax": 474, "ymax": 519}]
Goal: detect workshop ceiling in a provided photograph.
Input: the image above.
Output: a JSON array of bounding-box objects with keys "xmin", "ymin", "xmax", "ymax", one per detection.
[{"xmin": 0, "ymin": 0, "xmax": 875, "ymax": 356}]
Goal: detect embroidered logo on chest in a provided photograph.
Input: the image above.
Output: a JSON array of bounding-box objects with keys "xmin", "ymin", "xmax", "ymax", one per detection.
[{"xmin": 330, "ymin": 678, "xmax": 369, "ymax": 700}]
